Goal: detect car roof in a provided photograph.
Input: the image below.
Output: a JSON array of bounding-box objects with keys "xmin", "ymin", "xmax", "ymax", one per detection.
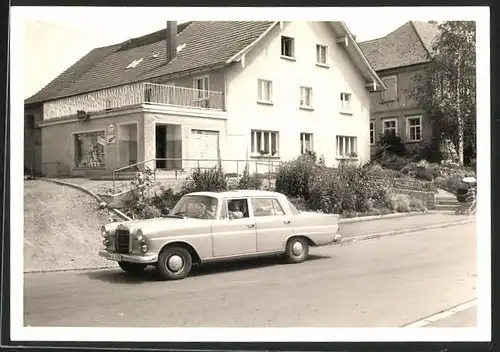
[{"xmin": 186, "ymin": 190, "xmax": 284, "ymax": 199}]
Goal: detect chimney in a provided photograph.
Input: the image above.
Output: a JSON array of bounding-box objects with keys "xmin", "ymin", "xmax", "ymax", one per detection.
[{"xmin": 166, "ymin": 21, "xmax": 178, "ymax": 64}]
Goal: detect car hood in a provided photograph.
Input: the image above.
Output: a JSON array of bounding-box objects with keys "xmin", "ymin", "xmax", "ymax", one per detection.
[{"xmin": 110, "ymin": 217, "xmax": 211, "ymax": 234}]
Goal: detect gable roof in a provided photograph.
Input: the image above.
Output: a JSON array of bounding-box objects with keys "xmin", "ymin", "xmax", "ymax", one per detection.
[
  {"xmin": 358, "ymin": 21, "xmax": 440, "ymax": 72},
  {"xmin": 26, "ymin": 21, "xmax": 384, "ymax": 105},
  {"xmin": 25, "ymin": 21, "xmax": 274, "ymax": 105}
]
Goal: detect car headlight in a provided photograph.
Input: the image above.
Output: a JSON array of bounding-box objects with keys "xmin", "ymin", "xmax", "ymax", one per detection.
[
  {"xmin": 101, "ymin": 226, "xmax": 108, "ymax": 238},
  {"xmin": 103, "ymin": 239, "xmax": 111, "ymax": 246}
]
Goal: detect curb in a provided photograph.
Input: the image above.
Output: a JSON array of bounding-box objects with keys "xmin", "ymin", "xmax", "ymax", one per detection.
[
  {"xmin": 25, "ymin": 265, "xmax": 118, "ymax": 274},
  {"xmin": 40, "ymin": 178, "xmax": 132, "ymax": 221},
  {"xmin": 338, "ymin": 211, "xmax": 438, "ymax": 224},
  {"xmin": 338, "ymin": 218, "xmax": 475, "ymax": 244},
  {"xmin": 24, "ymin": 218, "xmax": 475, "ymax": 274}
]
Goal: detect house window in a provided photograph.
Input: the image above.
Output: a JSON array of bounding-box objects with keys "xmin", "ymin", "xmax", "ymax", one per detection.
[
  {"xmin": 316, "ymin": 44, "xmax": 328, "ymax": 65},
  {"xmin": 336, "ymin": 136, "xmax": 358, "ymax": 157},
  {"xmin": 194, "ymin": 76, "xmax": 209, "ymax": 98},
  {"xmin": 300, "ymin": 133, "xmax": 314, "ymax": 154},
  {"xmin": 257, "ymin": 79, "xmax": 273, "ymax": 103},
  {"xmin": 74, "ymin": 131, "xmax": 106, "ymax": 168},
  {"xmin": 251, "ymin": 130, "xmax": 279, "ymax": 157},
  {"xmin": 406, "ymin": 116, "xmax": 422, "ymax": 142},
  {"xmin": 369, "ymin": 121, "xmax": 375, "ymax": 145},
  {"xmin": 382, "ymin": 76, "xmax": 397, "ymax": 102},
  {"xmin": 299, "ymin": 87, "xmax": 313, "ymax": 108},
  {"xmin": 340, "ymin": 92, "xmax": 352, "ymax": 112},
  {"xmin": 382, "ymin": 118, "xmax": 398, "ymax": 136},
  {"xmin": 281, "ymin": 36, "xmax": 295, "ymax": 58}
]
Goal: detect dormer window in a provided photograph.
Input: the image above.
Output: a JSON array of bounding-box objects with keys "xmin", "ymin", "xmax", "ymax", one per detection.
[
  {"xmin": 176, "ymin": 43, "xmax": 186, "ymax": 53},
  {"xmin": 126, "ymin": 58, "xmax": 143, "ymax": 69}
]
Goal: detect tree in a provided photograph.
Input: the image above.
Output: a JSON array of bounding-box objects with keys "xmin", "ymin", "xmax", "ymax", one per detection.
[{"xmin": 410, "ymin": 21, "xmax": 476, "ymax": 165}]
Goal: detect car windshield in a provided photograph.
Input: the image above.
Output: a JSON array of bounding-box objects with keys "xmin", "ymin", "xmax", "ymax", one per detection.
[{"xmin": 170, "ymin": 195, "xmax": 219, "ymax": 220}]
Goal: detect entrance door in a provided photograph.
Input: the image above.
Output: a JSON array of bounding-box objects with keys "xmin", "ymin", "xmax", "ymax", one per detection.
[
  {"xmin": 156, "ymin": 125, "xmax": 167, "ymax": 169},
  {"xmin": 190, "ymin": 129, "xmax": 219, "ymax": 169}
]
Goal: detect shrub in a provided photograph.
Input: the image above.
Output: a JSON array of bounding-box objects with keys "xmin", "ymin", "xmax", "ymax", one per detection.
[
  {"xmin": 409, "ymin": 197, "xmax": 426, "ymax": 212},
  {"xmin": 374, "ymin": 132, "xmax": 407, "ymax": 157},
  {"xmin": 412, "ymin": 140, "xmax": 443, "ymax": 163},
  {"xmin": 150, "ymin": 187, "xmax": 183, "ymax": 216},
  {"xmin": 275, "ymin": 154, "xmax": 316, "ymax": 199},
  {"xmin": 386, "ymin": 192, "xmax": 411, "ymax": 213},
  {"xmin": 288, "ymin": 197, "xmax": 309, "ymax": 212},
  {"xmin": 379, "ymin": 155, "xmax": 412, "ymax": 171},
  {"xmin": 138, "ymin": 205, "xmax": 162, "ymax": 219},
  {"xmin": 124, "ymin": 167, "xmax": 155, "ymax": 216},
  {"xmin": 182, "ymin": 165, "xmax": 228, "ymax": 194},
  {"xmin": 237, "ymin": 167, "xmax": 262, "ymax": 190},
  {"xmin": 307, "ymin": 164, "xmax": 389, "ymax": 214}
]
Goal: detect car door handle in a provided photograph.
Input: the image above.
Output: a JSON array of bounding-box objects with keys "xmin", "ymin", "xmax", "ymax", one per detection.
[
  {"xmin": 247, "ymin": 223, "xmax": 255, "ymax": 228},
  {"xmin": 284, "ymin": 220, "xmax": 291, "ymax": 224}
]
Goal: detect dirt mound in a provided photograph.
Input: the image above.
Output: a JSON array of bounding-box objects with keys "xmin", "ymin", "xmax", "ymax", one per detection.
[{"xmin": 24, "ymin": 180, "xmax": 118, "ymax": 272}]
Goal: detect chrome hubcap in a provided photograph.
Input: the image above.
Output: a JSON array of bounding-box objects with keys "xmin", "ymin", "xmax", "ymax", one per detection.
[
  {"xmin": 167, "ymin": 254, "xmax": 184, "ymax": 272},
  {"xmin": 292, "ymin": 241, "xmax": 304, "ymax": 256}
]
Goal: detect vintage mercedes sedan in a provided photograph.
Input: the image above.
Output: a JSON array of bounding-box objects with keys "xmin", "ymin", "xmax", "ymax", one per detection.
[{"xmin": 99, "ymin": 190, "xmax": 340, "ymax": 280}]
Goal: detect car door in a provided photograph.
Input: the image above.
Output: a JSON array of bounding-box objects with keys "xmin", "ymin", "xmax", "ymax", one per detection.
[
  {"xmin": 211, "ymin": 197, "xmax": 257, "ymax": 257},
  {"xmin": 251, "ymin": 197, "xmax": 293, "ymax": 252}
]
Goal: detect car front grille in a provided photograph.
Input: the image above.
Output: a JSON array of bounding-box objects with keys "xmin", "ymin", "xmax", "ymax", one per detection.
[{"xmin": 115, "ymin": 228, "xmax": 130, "ymax": 254}]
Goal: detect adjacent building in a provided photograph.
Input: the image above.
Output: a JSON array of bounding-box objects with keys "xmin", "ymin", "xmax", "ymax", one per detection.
[
  {"xmin": 359, "ymin": 21, "xmax": 440, "ymax": 154},
  {"xmin": 24, "ymin": 21, "xmax": 385, "ymax": 178}
]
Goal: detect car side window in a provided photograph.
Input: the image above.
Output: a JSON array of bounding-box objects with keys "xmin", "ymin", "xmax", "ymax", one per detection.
[
  {"xmin": 227, "ymin": 198, "xmax": 250, "ymax": 219},
  {"xmin": 251, "ymin": 198, "xmax": 286, "ymax": 217}
]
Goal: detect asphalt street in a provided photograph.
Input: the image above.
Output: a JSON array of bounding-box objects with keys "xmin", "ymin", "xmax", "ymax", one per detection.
[{"xmin": 24, "ymin": 222, "xmax": 476, "ymax": 327}]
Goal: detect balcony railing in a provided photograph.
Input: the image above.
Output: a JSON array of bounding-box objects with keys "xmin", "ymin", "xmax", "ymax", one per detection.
[{"xmin": 43, "ymin": 82, "xmax": 224, "ymax": 120}]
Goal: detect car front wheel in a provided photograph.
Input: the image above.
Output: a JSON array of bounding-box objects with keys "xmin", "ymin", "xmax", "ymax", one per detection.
[
  {"xmin": 284, "ymin": 237, "xmax": 309, "ymax": 264},
  {"xmin": 156, "ymin": 246, "xmax": 193, "ymax": 281},
  {"xmin": 118, "ymin": 262, "xmax": 147, "ymax": 274}
]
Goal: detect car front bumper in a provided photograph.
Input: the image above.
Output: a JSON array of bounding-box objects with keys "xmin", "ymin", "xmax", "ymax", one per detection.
[{"xmin": 99, "ymin": 249, "xmax": 158, "ymax": 264}]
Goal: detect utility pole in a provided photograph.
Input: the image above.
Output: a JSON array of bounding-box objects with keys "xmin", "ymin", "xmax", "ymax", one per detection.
[{"xmin": 457, "ymin": 48, "xmax": 464, "ymax": 166}]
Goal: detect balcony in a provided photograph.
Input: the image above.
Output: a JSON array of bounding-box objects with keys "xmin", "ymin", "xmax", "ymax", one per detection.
[{"xmin": 43, "ymin": 82, "xmax": 225, "ymax": 120}]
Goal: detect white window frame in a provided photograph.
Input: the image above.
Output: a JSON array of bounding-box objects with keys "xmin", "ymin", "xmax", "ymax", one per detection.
[
  {"xmin": 369, "ymin": 121, "xmax": 375, "ymax": 145},
  {"xmin": 340, "ymin": 92, "xmax": 352, "ymax": 114},
  {"xmin": 300, "ymin": 133, "xmax": 314, "ymax": 154},
  {"xmin": 250, "ymin": 130, "xmax": 279, "ymax": 157},
  {"xmin": 316, "ymin": 44, "xmax": 328, "ymax": 66},
  {"xmin": 406, "ymin": 115, "xmax": 423, "ymax": 142},
  {"xmin": 382, "ymin": 118, "xmax": 398, "ymax": 136},
  {"xmin": 299, "ymin": 86, "xmax": 313, "ymax": 109},
  {"xmin": 280, "ymin": 36, "xmax": 295, "ymax": 59},
  {"xmin": 336, "ymin": 135, "xmax": 358, "ymax": 158},
  {"xmin": 193, "ymin": 75, "xmax": 210, "ymax": 99},
  {"xmin": 257, "ymin": 79, "xmax": 273, "ymax": 104},
  {"xmin": 381, "ymin": 76, "xmax": 398, "ymax": 102}
]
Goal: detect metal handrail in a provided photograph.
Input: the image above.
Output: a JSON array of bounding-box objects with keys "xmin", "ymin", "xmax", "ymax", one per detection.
[{"xmin": 108, "ymin": 158, "xmax": 284, "ymax": 192}]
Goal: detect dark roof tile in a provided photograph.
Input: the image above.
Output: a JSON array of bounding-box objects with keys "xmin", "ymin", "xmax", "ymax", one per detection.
[
  {"xmin": 25, "ymin": 21, "xmax": 274, "ymax": 104},
  {"xmin": 358, "ymin": 21, "xmax": 439, "ymax": 72}
]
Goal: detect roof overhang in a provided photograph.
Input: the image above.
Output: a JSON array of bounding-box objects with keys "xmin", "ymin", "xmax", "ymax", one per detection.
[
  {"xmin": 330, "ymin": 22, "xmax": 386, "ymax": 92},
  {"xmin": 226, "ymin": 21, "xmax": 386, "ymax": 92}
]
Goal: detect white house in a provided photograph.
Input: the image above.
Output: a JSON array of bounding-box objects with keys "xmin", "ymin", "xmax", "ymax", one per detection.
[{"xmin": 24, "ymin": 21, "xmax": 385, "ymax": 178}]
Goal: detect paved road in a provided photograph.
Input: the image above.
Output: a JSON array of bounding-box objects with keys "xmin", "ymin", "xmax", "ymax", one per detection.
[
  {"xmin": 424, "ymin": 306, "xmax": 477, "ymax": 327},
  {"xmin": 24, "ymin": 222, "xmax": 476, "ymax": 327}
]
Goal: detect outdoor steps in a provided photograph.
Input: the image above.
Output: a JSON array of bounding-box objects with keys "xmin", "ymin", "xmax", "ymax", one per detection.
[{"xmin": 434, "ymin": 197, "xmax": 460, "ymax": 211}]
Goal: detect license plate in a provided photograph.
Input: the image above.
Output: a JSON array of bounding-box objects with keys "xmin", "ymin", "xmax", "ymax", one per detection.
[{"xmin": 109, "ymin": 253, "xmax": 122, "ymax": 261}]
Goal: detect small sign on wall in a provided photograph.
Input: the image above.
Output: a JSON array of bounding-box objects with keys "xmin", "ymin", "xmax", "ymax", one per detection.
[{"xmin": 106, "ymin": 123, "xmax": 116, "ymax": 144}]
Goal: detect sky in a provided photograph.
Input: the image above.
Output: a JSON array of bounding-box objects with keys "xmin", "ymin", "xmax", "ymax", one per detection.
[{"xmin": 21, "ymin": 7, "xmax": 423, "ymax": 99}]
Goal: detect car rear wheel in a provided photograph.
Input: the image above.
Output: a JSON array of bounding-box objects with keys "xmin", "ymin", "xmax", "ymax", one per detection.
[
  {"xmin": 118, "ymin": 262, "xmax": 147, "ymax": 274},
  {"xmin": 284, "ymin": 237, "xmax": 309, "ymax": 264},
  {"xmin": 156, "ymin": 246, "xmax": 193, "ymax": 281}
]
